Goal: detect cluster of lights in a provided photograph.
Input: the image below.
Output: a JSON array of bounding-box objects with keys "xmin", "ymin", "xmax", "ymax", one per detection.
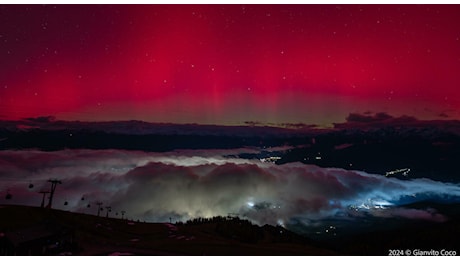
[
  {"xmin": 349, "ymin": 198, "xmax": 393, "ymax": 211},
  {"xmin": 259, "ymin": 156, "xmax": 281, "ymax": 163},
  {"xmin": 385, "ymin": 168, "xmax": 411, "ymax": 177},
  {"xmin": 246, "ymin": 198, "xmax": 281, "ymax": 210}
]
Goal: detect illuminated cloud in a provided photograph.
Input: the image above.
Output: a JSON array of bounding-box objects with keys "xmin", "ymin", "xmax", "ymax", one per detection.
[{"xmin": 1, "ymin": 149, "xmax": 459, "ymax": 225}]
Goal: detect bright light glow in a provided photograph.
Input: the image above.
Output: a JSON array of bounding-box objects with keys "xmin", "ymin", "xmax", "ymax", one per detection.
[
  {"xmin": 277, "ymin": 219, "xmax": 284, "ymax": 227},
  {"xmin": 354, "ymin": 198, "xmax": 393, "ymax": 210}
]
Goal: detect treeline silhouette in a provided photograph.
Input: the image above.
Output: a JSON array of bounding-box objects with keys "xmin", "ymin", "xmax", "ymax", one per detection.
[{"xmin": 178, "ymin": 216, "xmax": 310, "ymax": 244}]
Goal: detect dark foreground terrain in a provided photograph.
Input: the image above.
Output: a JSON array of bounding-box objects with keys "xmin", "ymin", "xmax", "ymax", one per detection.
[
  {"xmin": 0, "ymin": 205, "xmax": 332, "ymax": 255},
  {"xmin": 1, "ymin": 204, "xmax": 459, "ymax": 255}
]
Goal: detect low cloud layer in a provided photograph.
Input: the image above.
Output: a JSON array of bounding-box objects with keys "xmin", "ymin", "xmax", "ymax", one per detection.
[{"xmin": 1, "ymin": 149, "xmax": 459, "ymax": 226}]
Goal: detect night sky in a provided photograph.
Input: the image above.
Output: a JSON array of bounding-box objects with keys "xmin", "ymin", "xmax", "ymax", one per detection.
[{"xmin": 1, "ymin": 5, "xmax": 460, "ymax": 125}]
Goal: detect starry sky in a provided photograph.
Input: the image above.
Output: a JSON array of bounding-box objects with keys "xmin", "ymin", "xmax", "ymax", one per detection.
[{"xmin": 1, "ymin": 4, "xmax": 460, "ymax": 126}]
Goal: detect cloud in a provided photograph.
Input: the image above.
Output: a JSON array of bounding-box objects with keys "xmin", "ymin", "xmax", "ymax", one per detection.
[
  {"xmin": 24, "ymin": 116, "xmax": 57, "ymax": 123},
  {"xmin": 340, "ymin": 112, "xmax": 460, "ymax": 128},
  {"xmin": 439, "ymin": 112, "xmax": 449, "ymax": 118},
  {"xmin": 1, "ymin": 149, "xmax": 459, "ymax": 226},
  {"xmin": 370, "ymin": 207, "xmax": 447, "ymax": 222},
  {"xmin": 333, "ymin": 112, "xmax": 460, "ymax": 138},
  {"xmin": 346, "ymin": 112, "xmax": 394, "ymax": 123},
  {"xmin": 340, "ymin": 112, "xmax": 418, "ymax": 127}
]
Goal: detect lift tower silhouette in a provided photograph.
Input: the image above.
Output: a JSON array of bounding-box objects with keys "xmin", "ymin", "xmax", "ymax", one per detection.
[
  {"xmin": 38, "ymin": 191, "xmax": 50, "ymax": 208},
  {"xmin": 105, "ymin": 206, "xmax": 112, "ymax": 218},
  {"xmin": 46, "ymin": 179, "xmax": 62, "ymax": 209},
  {"xmin": 96, "ymin": 202, "xmax": 103, "ymax": 217}
]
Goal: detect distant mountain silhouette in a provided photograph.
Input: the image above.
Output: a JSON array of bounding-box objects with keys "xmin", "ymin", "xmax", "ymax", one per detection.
[{"xmin": 1, "ymin": 114, "xmax": 460, "ymax": 182}]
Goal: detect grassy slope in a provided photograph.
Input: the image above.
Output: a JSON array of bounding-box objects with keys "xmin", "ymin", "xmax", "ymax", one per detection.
[{"xmin": 0, "ymin": 205, "xmax": 333, "ymax": 255}]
